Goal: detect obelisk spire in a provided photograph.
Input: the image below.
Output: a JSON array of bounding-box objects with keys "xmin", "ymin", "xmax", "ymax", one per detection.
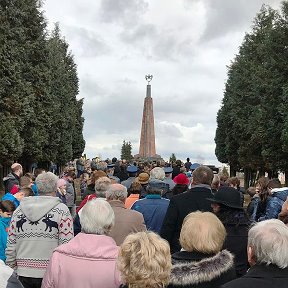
[{"xmin": 138, "ymin": 75, "xmax": 156, "ymax": 158}]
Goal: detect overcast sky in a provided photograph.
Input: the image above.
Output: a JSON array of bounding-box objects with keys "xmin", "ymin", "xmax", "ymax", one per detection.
[{"xmin": 43, "ymin": 0, "xmax": 282, "ymax": 165}]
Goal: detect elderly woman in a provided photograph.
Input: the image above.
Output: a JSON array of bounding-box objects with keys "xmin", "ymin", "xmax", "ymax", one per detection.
[
  {"xmin": 168, "ymin": 211, "xmax": 236, "ymax": 288},
  {"xmin": 74, "ymin": 176, "xmax": 112, "ymax": 235},
  {"xmin": 118, "ymin": 231, "xmax": 171, "ymax": 288},
  {"xmin": 148, "ymin": 167, "xmax": 169, "ymax": 196},
  {"xmin": 42, "ymin": 199, "xmax": 121, "ymax": 288}
]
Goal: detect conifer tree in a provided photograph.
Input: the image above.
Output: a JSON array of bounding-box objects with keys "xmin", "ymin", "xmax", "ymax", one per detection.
[
  {"xmin": 121, "ymin": 141, "xmax": 133, "ymax": 161},
  {"xmin": 0, "ymin": 1, "xmax": 85, "ymax": 168}
]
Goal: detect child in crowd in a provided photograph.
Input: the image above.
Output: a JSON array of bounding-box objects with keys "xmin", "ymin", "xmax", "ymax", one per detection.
[
  {"xmin": 25, "ymin": 172, "xmax": 38, "ymax": 196},
  {"xmin": 0, "ymin": 200, "xmax": 16, "ymax": 261},
  {"xmin": 1, "ymin": 188, "xmax": 28, "ymax": 208}
]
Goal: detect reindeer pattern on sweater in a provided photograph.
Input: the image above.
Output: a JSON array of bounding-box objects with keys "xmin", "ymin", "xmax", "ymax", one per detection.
[{"xmin": 6, "ymin": 196, "xmax": 73, "ymax": 278}]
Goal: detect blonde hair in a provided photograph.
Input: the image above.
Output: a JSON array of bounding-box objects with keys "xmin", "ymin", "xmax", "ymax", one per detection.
[
  {"xmin": 180, "ymin": 211, "xmax": 226, "ymax": 253},
  {"xmin": 118, "ymin": 231, "xmax": 171, "ymax": 288}
]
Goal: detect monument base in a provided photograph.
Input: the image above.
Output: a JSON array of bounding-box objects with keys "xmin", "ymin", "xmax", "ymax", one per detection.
[{"xmin": 134, "ymin": 154, "xmax": 162, "ymax": 162}]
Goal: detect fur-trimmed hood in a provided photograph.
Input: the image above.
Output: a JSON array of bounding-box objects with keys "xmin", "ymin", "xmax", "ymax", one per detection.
[{"xmin": 169, "ymin": 250, "xmax": 234, "ymax": 286}]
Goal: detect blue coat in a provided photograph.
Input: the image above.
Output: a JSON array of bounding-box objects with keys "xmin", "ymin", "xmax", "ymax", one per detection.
[
  {"xmin": 259, "ymin": 188, "xmax": 288, "ymax": 221},
  {"xmin": 131, "ymin": 195, "xmax": 170, "ymax": 234},
  {"xmin": 0, "ymin": 217, "xmax": 11, "ymax": 261},
  {"xmin": 1, "ymin": 193, "xmax": 19, "ymax": 208}
]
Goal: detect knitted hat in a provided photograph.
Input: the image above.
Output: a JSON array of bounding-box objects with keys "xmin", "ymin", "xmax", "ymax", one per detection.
[
  {"xmin": 36, "ymin": 172, "xmax": 59, "ymax": 194},
  {"xmin": 173, "ymin": 173, "xmax": 189, "ymax": 185},
  {"xmin": 57, "ymin": 179, "xmax": 67, "ymax": 189}
]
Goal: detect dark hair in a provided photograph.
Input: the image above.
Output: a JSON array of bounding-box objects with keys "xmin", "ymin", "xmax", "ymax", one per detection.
[
  {"xmin": 19, "ymin": 187, "xmax": 33, "ymax": 197},
  {"xmin": 34, "ymin": 168, "xmax": 45, "ymax": 177},
  {"xmin": 24, "ymin": 172, "xmax": 35, "ymax": 181},
  {"xmin": 246, "ymin": 186, "xmax": 256, "ymax": 198},
  {"xmin": 20, "ymin": 176, "xmax": 32, "ymax": 188},
  {"xmin": 66, "ymin": 170, "xmax": 76, "ymax": 179},
  {"xmin": 216, "ymin": 204, "xmax": 249, "ymax": 226},
  {"xmin": 120, "ymin": 164, "xmax": 127, "ymax": 172},
  {"xmin": 227, "ymin": 177, "xmax": 240, "ymax": 190},
  {"xmin": 128, "ymin": 182, "xmax": 142, "ymax": 196},
  {"xmin": 176, "ymin": 160, "xmax": 182, "ymax": 166},
  {"xmin": 186, "ymin": 158, "xmax": 190, "ymax": 162},
  {"xmin": 268, "ymin": 178, "xmax": 281, "ymax": 189},
  {"xmin": 256, "ymin": 177, "xmax": 269, "ymax": 203},
  {"xmin": 0, "ymin": 200, "xmax": 16, "ymax": 213},
  {"xmin": 172, "ymin": 184, "xmax": 188, "ymax": 196}
]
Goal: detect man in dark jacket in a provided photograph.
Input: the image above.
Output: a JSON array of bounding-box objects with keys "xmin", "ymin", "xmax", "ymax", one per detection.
[
  {"xmin": 160, "ymin": 166, "xmax": 214, "ymax": 253},
  {"xmin": 3, "ymin": 163, "xmax": 23, "ymax": 193},
  {"xmin": 222, "ymin": 219, "xmax": 288, "ymax": 288}
]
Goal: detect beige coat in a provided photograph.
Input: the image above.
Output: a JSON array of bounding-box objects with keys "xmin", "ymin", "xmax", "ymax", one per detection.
[{"xmin": 108, "ymin": 200, "xmax": 146, "ymax": 245}]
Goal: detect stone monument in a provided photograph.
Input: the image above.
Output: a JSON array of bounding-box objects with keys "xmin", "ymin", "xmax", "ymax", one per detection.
[{"xmin": 135, "ymin": 75, "xmax": 161, "ymax": 161}]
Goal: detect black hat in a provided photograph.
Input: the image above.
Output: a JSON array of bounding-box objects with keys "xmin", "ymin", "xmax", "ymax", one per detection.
[{"xmin": 207, "ymin": 187, "xmax": 243, "ymax": 209}]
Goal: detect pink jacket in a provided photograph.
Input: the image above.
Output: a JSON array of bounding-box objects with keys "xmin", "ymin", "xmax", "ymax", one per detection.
[{"xmin": 41, "ymin": 233, "xmax": 121, "ymax": 288}]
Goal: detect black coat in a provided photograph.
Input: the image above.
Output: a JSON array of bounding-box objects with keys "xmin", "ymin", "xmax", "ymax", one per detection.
[
  {"xmin": 168, "ymin": 250, "xmax": 236, "ymax": 288},
  {"xmin": 223, "ymin": 223, "xmax": 249, "ymax": 277},
  {"xmin": 216, "ymin": 210, "xmax": 250, "ymax": 277},
  {"xmin": 81, "ymin": 184, "xmax": 95, "ymax": 200},
  {"xmin": 172, "ymin": 166, "xmax": 181, "ymax": 179},
  {"xmin": 221, "ymin": 264, "xmax": 288, "ymax": 288},
  {"xmin": 160, "ymin": 186, "xmax": 213, "ymax": 253}
]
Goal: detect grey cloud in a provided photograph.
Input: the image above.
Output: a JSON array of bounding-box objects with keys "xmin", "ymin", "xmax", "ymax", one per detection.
[
  {"xmin": 100, "ymin": 0, "xmax": 148, "ymax": 26},
  {"xmin": 120, "ymin": 23, "xmax": 195, "ymax": 61},
  {"xmin": 199, "ymin": 0, "xmax": 282, "ymax": 42},
  {"xmin": 82, "ymin": 91, "xmax": 143, "ymax": 137},
  {"xmin": 62, "ymin": 25, "xmax": 111, "ymax": 57},
  {"xmin": 155, "ymin": 92, "xmax": 219, "ymax": 119},
  {"xmin": 116, "ymin": 77, "xmax": 138, "ymax": 85},
  {"xmin": 157, "ymin": 122, "xmax": 183, "ymax": 138},
  {"xmin": 120, "ymin": 23, "xmax": 157, "ymax": 43},
  {"xmin": 80, "ymin": 76, "xmax": 105, "ymax": 96}
]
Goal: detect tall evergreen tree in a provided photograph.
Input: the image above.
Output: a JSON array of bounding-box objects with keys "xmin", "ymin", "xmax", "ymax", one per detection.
[
  {"xmin": 121, "ymin": 140, "xmax": 132, "ymax": 161},
  {"xmin": 0, "ymin": 1, "xmax": 85, "ymax": 168},
  {"xmin": 169, "ymin": 153, "xmax": 176, "ymax": 163},
  {"xmin": 215, "ymin": 3, "xmax": 288, "ymax": 179}
]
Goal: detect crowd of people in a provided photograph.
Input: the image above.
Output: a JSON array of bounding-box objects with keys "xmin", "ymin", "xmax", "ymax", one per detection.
[{"xmin": 0, "ymin": 158, "xmax": 288, "ymax": 288}]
